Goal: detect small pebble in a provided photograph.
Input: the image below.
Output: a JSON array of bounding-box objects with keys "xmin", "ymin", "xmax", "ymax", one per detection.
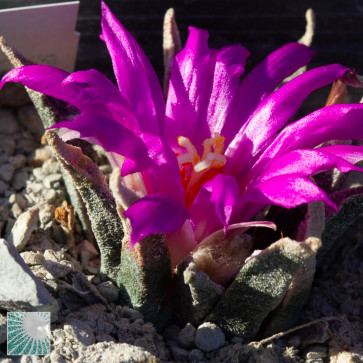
[
  {"xmin": 7, "ymin": 207, "xmax": 39, "ymax": 251},
  {"xmin": 230, "ymin": 336, "xmax": 243, "ymax": 344},
  {"xmin": 170, "ymin": 345, "xmax": 189, "ymax": 362},
  {"xmin": 12, "ymin": 170, "xmax": 28, "ymax": 191},
  {"xmin": 194, "ymin": 322, "xmax": 225, "ymax": 352},
  {"xmin": 189, "ymin": 348, "xmax": 204, "ymax": 362},
  {"xmin": 43, "ymin": 174, "xmax": 63, "ymax": 189},
  {"xmin": 20, "ymin": 251, "xmax": 45, "ymax": 266},
  {"xmin": 0, "ymin": 180, "xmax": 9, "ymax": 195},
  {"xmin": 9, "ymin": 193, "xmax": 27, "ymax": 209},
  {"xmin": 163, "ymin": 324, "xmax": 180, "ymax": 343},
  {"xmin": 9, "ymin": 154, "xmax": 27, "ymax": 169},
  {"xmin": 0, "ymin": 108, "xmax": 19, "ymax": 134},
  {"xmin": 10, "ymin": 203, "xmax": 23, "ymax": 218},
  {"xmin": 97, "ymin": 281, "xmax": 119, "ymax": 303},
  {"xmin": 178, "ymin": 323, "xmax": 196, "ymax": 349},
  {"xmin": 0, "ymin": 163, "xmax": 15, "ymax": 183},
  {"xmin": 122, "ymin": 306, "xmax": 144, "ymax": 321},
  {"xmin": 304, "ymin": 345, "xmax": 328, "ymax": 360}
]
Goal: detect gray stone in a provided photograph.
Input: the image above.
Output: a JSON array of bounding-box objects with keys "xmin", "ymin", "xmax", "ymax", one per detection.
[
  {"xmin": 97, "ymin": 281, "xmax": 119, "ymax": 303},
  {"xmin": 12, "ymin": 170, "xmax": 28, "ymax": 191},
  {"xmin": 20, "ymin": 251, "xmax": 46, "ymax": 266},
  {"xmin": 178, "ymin": 323, "xmax": 196, "ymax": 349},
  {"xmin": 0, "ymin": 180, "xmax": 8, "ymax": 194},
  {"xmin": 0, "ymin": 239, "xmax": 58, "ymax": 318},
  {"xmin": 230, "ymin": 336, "xmax": 244, "ymax": 344},
  {"xmin": 0, "ymin": 163, "xmax": 15, "ymax": 183},
  {"xmin": 170, "ymin": 345, "xmax": 189, "ymax": 361},
  {"xmin": 122, "ymin": 306, "xmax": 144, "ymax": 321},
  {"xmin": 74, "ymin": 341, "xmax": 158, "ymax": 362},
  {"xmin": 0, "ymin": 205, "xmax": 8, "ymax": 233},
  {"xmin": 9, "ymin": 154, "xmax": 27, "ymax": 169},
  {"xmin": 7, "ymin": 207, "xmax": 39, "ymax": 251},
  {"xmin": 0, "ymin": 135, "xmax": 15, "ymax": 155},
  {"xmin": 189, "ymin": 348, "xmax": 204, "ymax": 362},
  {"xmin": 9, "ymin": 193, "xmax": 27, "ymax": 209},
  {"xmin": 304, "ymin": 345, "xmax": 327, "ymax": 359},
  {"xmin": 17, "ymin": 104, "xmax": 45, "ymax": 139},
  {"xmin": 43, "ymin": 173, "xmax": 63, "ymax": 189},
  {"xmin": 64, "ymin": 319, "xmax": 95, "ymax": 346},
  {"xmin": 194, "ymin": 322, "xmax": 225, "ymax": 352},
  {"xmin": 0, "ymin": 108, "xmax": 19, "ymax": 134},
  {"xmin": 0, "ymin": 312, "xmax": 6, "ymax": 344},
  {"xmin": 162, "ymin": 324, "xmax": 180, "ymax": 343}
]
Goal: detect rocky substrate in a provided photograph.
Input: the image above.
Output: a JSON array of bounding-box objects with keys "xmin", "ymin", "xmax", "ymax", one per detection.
[{"xmin": 0, "ymin": 99, "xmax": 362, "ymax": 362}]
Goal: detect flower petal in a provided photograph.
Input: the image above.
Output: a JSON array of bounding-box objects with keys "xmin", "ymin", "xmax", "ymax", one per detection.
[
  {"xmin": 222, "ymin": 42, "xmax": 314, "ymax": 144},
  {"xmin": 203, "ymin": 174, "xmax": 240, "ymax": 230},
  {"xmin": 241, "ymin": 175, "xmax": 338, "ymax": 212},
  {"xmin": 261, "ymin": 104, "xmax": 363, "ymax": 162},
  {"xmin": 226, "ymin": 64, "xmax": 350, "ymax": 179},
  {"xmin": 165, "ymin": 27, "xmax": 249, "ymax": 153},
  {"xmin": 0, "ymin": 65, "xmax": 73, "ymax": 101},
  {"xmin": 167, "ymin": 220, "xmax": 197, "ymax": 268},
  {"xmin": 101, "ymin": 1, "xmax": 165, "ymax": 135},
  {"xmin": 259, "ymin": 148, "xmax": 363, "ymax": 181},
  {"xmin": 50, "ymin": 112, "xmax": 153, "ymax": 174},
  {"xmin": 123, "ymin": 194, "xmax": 190, "ymax": 247}
]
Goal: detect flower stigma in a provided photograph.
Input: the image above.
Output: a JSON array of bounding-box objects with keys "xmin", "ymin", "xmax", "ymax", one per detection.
[{"xmin": 177, "ymin": 133, "xmax": 227, "ymax": 207}]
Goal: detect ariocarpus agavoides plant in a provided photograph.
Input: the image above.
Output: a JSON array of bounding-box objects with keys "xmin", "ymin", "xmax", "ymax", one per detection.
[{"xmin": 1, "ymin": 1, "xmax": 363, "ymax": 337}]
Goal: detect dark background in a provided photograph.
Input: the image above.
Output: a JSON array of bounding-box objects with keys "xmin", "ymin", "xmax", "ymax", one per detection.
[{"xmin": 1, "ymin": 0, "xmax": 363, "ymax": 105}]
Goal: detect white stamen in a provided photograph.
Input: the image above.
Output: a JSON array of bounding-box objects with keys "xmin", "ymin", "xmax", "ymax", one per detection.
[{"xmin": 194, "ymin": 159, "xmax": 212, "ymax": 172}]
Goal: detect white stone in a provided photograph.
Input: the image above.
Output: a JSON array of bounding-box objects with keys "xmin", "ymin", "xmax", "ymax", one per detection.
[
  {"xmin": 194, "ymin": 322, "xmax": 225, "ymax": 352},
  {"xmin": 7, "ymin": 207, "xmax": 39, "ymax": 251},
  {"xmin": 0, "ymin": 239, "xmax": 58, "ymax": 319}
]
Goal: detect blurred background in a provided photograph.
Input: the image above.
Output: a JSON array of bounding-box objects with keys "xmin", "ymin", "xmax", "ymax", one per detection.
[{"xmin": 1, "ymin": 0, "xmax": 363, "ymax": 106}]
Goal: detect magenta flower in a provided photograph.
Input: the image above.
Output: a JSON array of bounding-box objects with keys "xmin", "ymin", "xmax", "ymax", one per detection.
[{"xmin": 2, "ymin": 2, "xmax": 363, "ymax": 267}]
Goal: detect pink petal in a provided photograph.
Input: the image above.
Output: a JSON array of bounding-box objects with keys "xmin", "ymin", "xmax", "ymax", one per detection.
[
  {"xmin": 203, "ymin": 174, "xmax": 240, "ymax": 230},
  {"xmin": 258, "ymin": 148, "xmax": 363, "ymax": 181},
  {"xmin": 261, "ymin": 104, "xmax": 363, "ymax": 162},
  {"xmin": 189, "ymin": 187, "xmax": 223, "ymax": 243},
  {"xmin": 62, "ymin": 69, "xmax": 140, "ymax": 133},
  {"xmin": 226, "ymin": 64, "xmax": 350, "ymax": 179},
  {"xmin": 139, "ymin": 132, "xmax": 185, "ymax": 202},
  {"xmin": 164, "ymin": 27, "xmax": 249, "ymax": 153},
  {"xmin": 167, "ymin": 220, "xmax": 197, "ymax": 268},
  {"xmin": 0, "ymin": 65, "xmax": 73, "ymax": 101},
  {"xmin": 317, "ymin": 144, "xmax": 363, "ymax": 164},
  {"xmin": 222, "ymin": 42, "xmax": 314, "ymax": 145},
  {"xmin": 241, "ymin": 175, "xmax": 338, "ymax": 212},
  {"xmin": 123, "ymin": 194, "xmax": 190, "ymax": 247},
  {"xmin": 50, "ymin": 112, "xmax": 153, "ymax": 174},
  {"xmin": 101, "ymin": 1, "xmax": 165, "ymax": 135}
]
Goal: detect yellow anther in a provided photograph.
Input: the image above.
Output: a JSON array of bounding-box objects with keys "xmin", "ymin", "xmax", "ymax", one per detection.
[
  {"xmin": 201, "ymin": 132, "xmax": 225, "ymax": 160},
  {"xmin": 177, "ymin": 136, "xmax": 200, "ymax": 165},
  {"xmin": 176, "ymin": 133, "xmax": 227, "ymax": 207}
]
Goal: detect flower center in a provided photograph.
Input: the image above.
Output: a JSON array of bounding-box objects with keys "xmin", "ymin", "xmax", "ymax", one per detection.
[{"xmin": 176, "ymin": 133, "xmax": 227, "ymax": 207}]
